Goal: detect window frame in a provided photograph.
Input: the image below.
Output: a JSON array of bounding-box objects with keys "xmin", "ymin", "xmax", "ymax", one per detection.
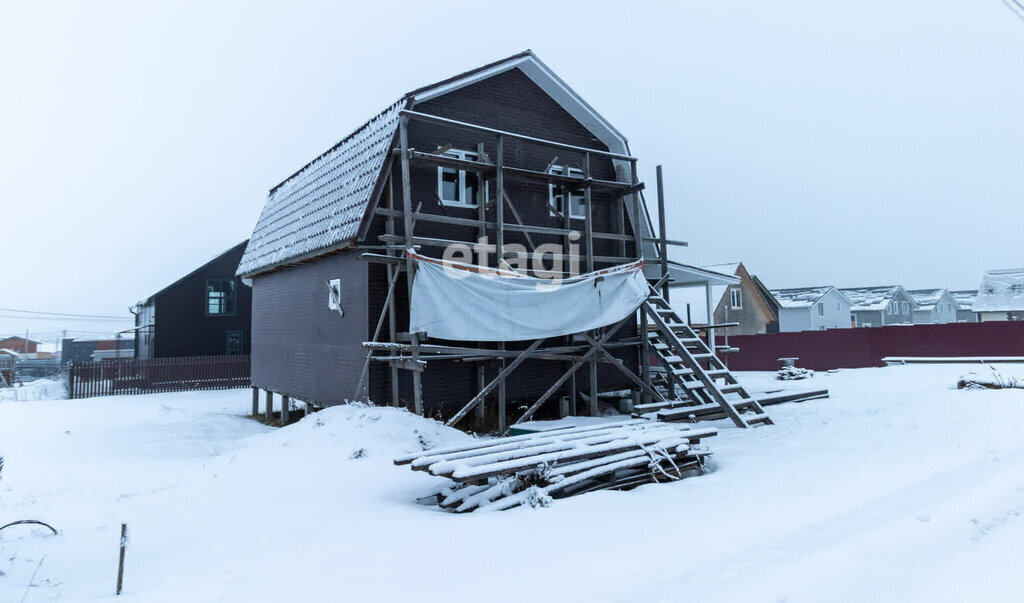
[
  {"xmin": 817, "ymin": 302, "xmax": 824, "ymax": 316},
  {"xmin": 437, "ymin": 149, "xmax": 486, "ymax": 208},
  {"xmin": 328, "ymin": 278, "xmax": 343, "ymax": 314},
  {"xmin": 730, "ymin": 288, "xmax": 742, "ymax": 309},
  {"xmin": 205, "ymin": 279, "xmax": 236, "ymax": 317},
  {"xmin": 548, "ymin": 165, "xmax": 586, "ymax": 219}
]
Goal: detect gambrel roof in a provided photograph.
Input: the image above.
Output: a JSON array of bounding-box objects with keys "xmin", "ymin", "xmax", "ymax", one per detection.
[
  {"xmin": 974, "ymin": 269, "xmax": 1024, "ymax": 312},
  {"xmin": 237, "ymin": 50, "xmax": 636, "ymax": 277}
]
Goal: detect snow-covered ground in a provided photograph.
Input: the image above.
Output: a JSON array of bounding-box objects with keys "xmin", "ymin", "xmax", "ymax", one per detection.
[{"xmin": 2, "ymin": 365, "xmax": 1024, "ymax": 602}]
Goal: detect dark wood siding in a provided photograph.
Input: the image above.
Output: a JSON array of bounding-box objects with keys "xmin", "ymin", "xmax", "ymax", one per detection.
[
  {"xmin": 251, "ymin": 251, "xmax": 368, "ymax": 406},
  {"xmin": 254, "ymin": 66, "xmax": 639, "ymax": 416},
  {"xmin": 148, "ymin": 242, "xmax": 252, "ymax": 358}
]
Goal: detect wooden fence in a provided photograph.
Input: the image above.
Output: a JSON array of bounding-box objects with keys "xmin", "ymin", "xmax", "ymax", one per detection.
[{"xmin": 67, "ymin": 355, "xmax": 250, "ymax": 399}]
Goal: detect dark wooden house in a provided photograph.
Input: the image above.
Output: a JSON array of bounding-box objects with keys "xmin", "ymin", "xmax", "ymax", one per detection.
[
  {"xmin": 238, "ymin": 51, "xmax": 764, "ymax": 431},
  {"xmin": 133, "ymin": 241, "xmax": 252, "ymax": 359}
]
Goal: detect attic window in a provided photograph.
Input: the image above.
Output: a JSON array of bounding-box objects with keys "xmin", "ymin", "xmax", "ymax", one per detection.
[
  {"xmin": 206, "ymin": 280, "xmax": 236, "ymax": 316},
  {"xmin": 548, "ymin": 165, "xmax": 586, "ymax": 219},
  {"xmin": 902, "ymin": 302, "xmax": 909, "ymax": 314},
  {"xmin": 818, "ymin": 302, "xmax": 824, "ymax": 316},
  {"xmin": 437, "ymin": 149, "xmax": 484, "ymax": 207},
  {"xmin": 730, "ymin": 288, "xmax": 742, "ymax": 309}
]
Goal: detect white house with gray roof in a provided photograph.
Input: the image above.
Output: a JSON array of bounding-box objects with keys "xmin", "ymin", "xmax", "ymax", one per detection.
[
  {"xmin": 974, "ymin": 269, "xmax": 1024, "ymax": 322},
  {"xmin": 839, "ymin": 286, "xmax": 917, "ymax": 327},
  {"xmin": 907, "ymin": 288, "xmax": 958, "ymax": 324},
  {"xmin": 770, "ymin": 286, "xmax": 854, "ymax": 332},
  {"xmin": 951, "ymin": 289, "xmax": 979, "ymax": 323}
]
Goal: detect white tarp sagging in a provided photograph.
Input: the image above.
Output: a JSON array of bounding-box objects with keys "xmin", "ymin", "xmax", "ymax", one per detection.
[{"xmin": 408, "ymin": 252, "xmax": 648, "ymax": 342}]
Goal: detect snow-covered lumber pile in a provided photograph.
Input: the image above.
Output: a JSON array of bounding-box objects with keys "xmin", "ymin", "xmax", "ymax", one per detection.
[
  {"xmin": 957, "ymin": 368, "xmax": 1023, "ymax": 390},
  {"xmin": 394, "ymin": 419, "xmax": 716, "ymax": 512}
]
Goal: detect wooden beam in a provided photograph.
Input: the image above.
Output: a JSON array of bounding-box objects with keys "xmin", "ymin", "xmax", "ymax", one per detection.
[
  {"xmin": 399, "ymin": 115, "xmax": 423, "ymax": 415},
  {"xmin": 656, "ymin": 165, "xmax": 670, "ymax": 302},
  {"xmin": 514, "ymin": 320, "xmax": 628, "ymax": 425},
  {"xmin": 447, "ymin": 339, "xmax": 544, "ymax": 427},
  {"xmin": 373, "ymin": 207, "xmax": 635, "ymax": 242},
  {"xmin": 281, "ymin": 395, "xmax": 290, "ymax": 425}
]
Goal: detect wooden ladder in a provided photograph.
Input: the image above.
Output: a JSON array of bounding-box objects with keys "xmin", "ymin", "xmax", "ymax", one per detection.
[{"xmin": 640, "ymin": 287, "xmax": 773, "ymax": 428}]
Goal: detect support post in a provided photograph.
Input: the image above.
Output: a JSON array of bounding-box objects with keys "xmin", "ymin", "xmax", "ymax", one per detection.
[
  {"xmin": 251, "ymin": 386, "xmax": 259, "ymax": 416},
  {"xmin": 584, "ymin": 152, "xmax": 594, "ymax": 273},
  {"xmin": 495, "ymin": 135, "xmax": 504, "ymax": 263},
  {"xmin": 656, "ymin": 164, "xmax": 670, "ymax": 302},
  {"xmin": 264, "ymin": 390, "xmax": 273, "ymax": 423},
  {"xmin": 498, "ymin": 343, "xmax": 507, "ymax": 433},
  {"xmin": 385, "ymin": 175, "xmax": 401, "ymax": 407},
  {"xmin": 399, "ymin": 115, "xmax": 423, "ymax": 415},
  {"xmin": 589, "ymin": 335, "xmax": 599, "ymax": 416},
  {"xmin": 631, "ymin": 160, "xmax": 651, "ymax": 406},
  {"xmin": 705, "ymin": 282, "xmax": 716, "ymax": 356},
  {"xmin": 281, "ymin": 395, "xmax": 290, "ymax": 425},
  {"xmin": 475, "ymin": 362, "xmax": 486, "ymax": 423}
]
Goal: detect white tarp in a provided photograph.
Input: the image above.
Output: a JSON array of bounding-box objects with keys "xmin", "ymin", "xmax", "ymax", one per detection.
[{"xmin": 408, "ymin": 251, "xmax": 649, "ymax": 342}]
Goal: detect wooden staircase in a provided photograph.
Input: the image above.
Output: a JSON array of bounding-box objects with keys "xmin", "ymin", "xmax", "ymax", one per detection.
[{"xmin": 637, "ymin": 287, "xmax": 773, "ymax": 428}]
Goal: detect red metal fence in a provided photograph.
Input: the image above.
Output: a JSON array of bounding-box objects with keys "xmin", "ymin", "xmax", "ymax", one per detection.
[
  {"xmin": 727, "ymin": 322, "xmax": 1024, "ymax": 371},
  {"xmin": 67, "ymin": 355, "xmax": 250, "ymax": 399}
]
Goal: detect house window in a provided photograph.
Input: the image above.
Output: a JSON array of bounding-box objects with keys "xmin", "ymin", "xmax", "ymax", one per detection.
[
  {"xmin": 225, "ymin": 330, "xmax": 243, "ymax": 355},
  {"xmin": 328, "ymin": 278, "xmax": 342, "ymax": 312},
  {"xmin": 548, "ymin": 165, "xmax": 586, "ymax": 219},
  {"xmin": 902, "ymin": 301, "xmax": 909, "ymax": 314},
  {"xmin": 730, "ymin": 288, "xmax": 742, "ymax": 309},
  {"xmin": 817, "ymin": 302, "xmax": 824, "ymax": 316},
  {"xmin": 205, "ymin": 280, "xmax": 236, "ymax": 316},
  {"xmin": 851, "ymin": 314, "xmax": 857, "ymax": 326},
  {"xmin": 437, "ymin": 150, "xmax": 484, "ymax": 207},
  {"xmin": 820, "ymin": 326, "xmax": 826, "ymax": 331}
]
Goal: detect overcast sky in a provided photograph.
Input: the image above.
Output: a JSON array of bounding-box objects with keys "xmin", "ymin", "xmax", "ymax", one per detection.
[{"xmin": 2, "ymin": 0, "xmax": 1022, "ymax": 344}]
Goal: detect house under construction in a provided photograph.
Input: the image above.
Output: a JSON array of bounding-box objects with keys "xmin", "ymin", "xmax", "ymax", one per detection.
[{"xmin": 237, "ymin": 50, "xmax": 769, "ymax": 432}]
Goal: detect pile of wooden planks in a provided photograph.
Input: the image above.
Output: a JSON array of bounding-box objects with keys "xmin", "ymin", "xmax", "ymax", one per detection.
[{"xmin": 394, "ymin": 419, "xmax": 716, "ymax": 512}]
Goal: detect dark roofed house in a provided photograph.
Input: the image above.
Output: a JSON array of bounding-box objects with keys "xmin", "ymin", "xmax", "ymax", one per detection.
[
  {"xmin": 237, "ymin": 51, "xmax": 734, "ymax": 429},
  {"xmin": 133, "ymin": 241, "xmax": 251, "ymax": 359}
]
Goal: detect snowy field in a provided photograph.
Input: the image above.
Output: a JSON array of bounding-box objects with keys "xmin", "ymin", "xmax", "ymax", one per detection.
[{"xmin": 2, "ymin": 365, "xmax": 1024, "ymax": 602}]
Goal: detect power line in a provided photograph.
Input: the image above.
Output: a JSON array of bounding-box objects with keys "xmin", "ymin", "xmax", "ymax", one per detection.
[
  {"xmin": 0, "ymin": 307, "xmax": 129, "ymax": 320},
  {"xmin": 1001, "ymin": 0, "xmax": 1024, "ymax": 21}
]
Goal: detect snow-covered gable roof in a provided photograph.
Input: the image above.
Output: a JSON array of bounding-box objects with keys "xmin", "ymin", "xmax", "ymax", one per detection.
[
  {"xmin": 951, "ymin": 289, "xmax": 977, "ymax": 310},
  {"xmin": 907, "ymin": 288, "xmax": 948, "ymax": 310},
  {"xmin": 771, "ymin": 286, "xmax": 848, "ymax": 309},
  {"xmin": 839, "ymin": 286, "xmax": 913, "ymax": 311},
  {"xmin": 974, "ymin": 269, "xmax": 1024, "ymax": 312},
  {"xmin": 237, "ymin": 50, "xmax": 634, "ymax": 277}
]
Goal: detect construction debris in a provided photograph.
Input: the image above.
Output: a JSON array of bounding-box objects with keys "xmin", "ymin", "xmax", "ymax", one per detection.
[{"xmin": 394, "ymin": 419, "xmax": 716, "ymax": 512}]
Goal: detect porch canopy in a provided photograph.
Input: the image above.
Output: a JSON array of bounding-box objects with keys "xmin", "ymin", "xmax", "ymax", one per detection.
[{"xmin": 407, "ymin": 251, "xmax": 648, "ymax": 342}]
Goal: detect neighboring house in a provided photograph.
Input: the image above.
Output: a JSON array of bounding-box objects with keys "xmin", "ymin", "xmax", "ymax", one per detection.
[
  {"xmin": 770, "ymin": 286, "xmax": 855, "ymax": 332},
  {"xmin": 133, "ymin": 241, "xmax": 252, "ymax": 359},
  {"xmin": 237, "ymin": 51, "xmax": 708, "ymax": 415},
  {"xmin": 951, "ymin": 289, "xmax": 979, "ymax": 323},
  {"xmin": 839, "ymin": 286, "xmax": 917, "ymax": 327},
  {"xmin": 62, "ymin": 338, "xmax": 135, "ymax": 364},
  {"xmin": 670, "ymin": 262, "xmax": 778, "ymax": 337},
  {"xmin": 0, "ymin": 336, "xmax": 39, "ymax": 354},
  {"xmin": 907, "ymin": 289, "xmax": 959, "ymax": 324},
  {"xmin": 974, "ymin": 269, "xmax": 1024, "ymax": 322}
]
